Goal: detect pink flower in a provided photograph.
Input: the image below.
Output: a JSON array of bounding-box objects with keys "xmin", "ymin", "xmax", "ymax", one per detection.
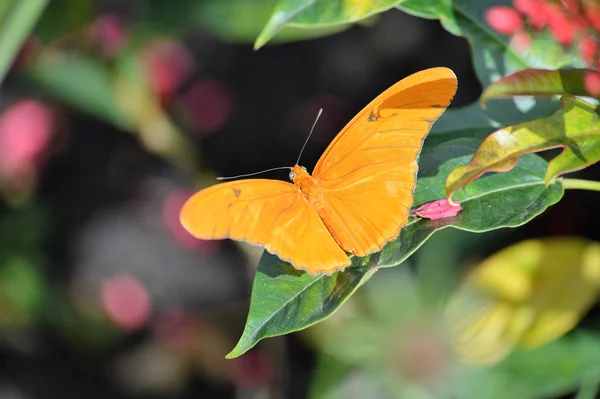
[
  {"xmin": 580, "ymin": 35, "xmax": 598, "ymax": 65},
  {"xmin": 412, "ymin": 199, "xmax": 462, "ymax": 220},
  {"xmin": 0, "ymin": 100, "xmax": 54, "ymax": 186},
  {"xmin": 547, "ymin": 6, "xmax": 576, "ymax": 45},
  {"xmin": 585, "ymin": 70, "xmax": 600, "ymax": 96},
  {"xmin": 101, "ymin": 275, "xmax": 151, "ymax": 331},
  {"xmin": 92, "ymin": 14, "xmax": 128, "ymax": 58},
  {"xmin": 143, "ymin": 39, "xmax": 194, "ymax": 98},
  {"xmin": 485, "ymin": 6, "xmax": 524, "ymax": 35},
  {"xmin": 511, "ymin": 29, "xmax": 532, "ymax": 51},
  {"xmin": 181, "ymin": 79, "xmax": 233, "ymax": 135}
]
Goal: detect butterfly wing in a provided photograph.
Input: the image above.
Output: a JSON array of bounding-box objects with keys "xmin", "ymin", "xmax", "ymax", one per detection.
[
  {"xmin": 180, "ymin": 179, "xmax": 350, "ymax": 274},
  {"xmin": 312, "ymin": 67, "xmax": 457, "ymax": 256}
]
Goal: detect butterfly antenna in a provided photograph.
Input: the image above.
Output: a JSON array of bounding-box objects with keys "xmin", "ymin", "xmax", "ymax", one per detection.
[
  {"xmin": 216, "ymin": 166, "xmax": 291, "ymax": 180},
  {"xmin": 296, "ymin": 108, "xmax": 323, "ymax": 165}
]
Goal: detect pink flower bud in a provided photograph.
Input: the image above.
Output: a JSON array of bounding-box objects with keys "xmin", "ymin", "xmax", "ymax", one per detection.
[
  {"xmin": 93, "ymin": 14, "xmax": 127, "ymax": 58},
  {"xmin": 143, "ymin": 39, "xmax": 194, "ymax": 98},
  {"xmin": 181, "ymin": 79, "xmax": 233, "ymax": 135},
  {"xmin": 0, "ymin": 100, "xmax": 54, "ymax": 184},
  {"xmin": 412, "ymin": 199, "xmax": 462, "ymax": 220}
]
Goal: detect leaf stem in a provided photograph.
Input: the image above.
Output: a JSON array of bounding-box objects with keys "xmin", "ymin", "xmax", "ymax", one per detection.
[{"xmin": 560, "ymin": 178, "xmax": 600, "ymax": 192}]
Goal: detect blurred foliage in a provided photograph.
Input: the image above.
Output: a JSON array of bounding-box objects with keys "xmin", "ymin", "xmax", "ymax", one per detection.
[{"xmin": 0, "ymin": 0, "xmax": 599, "ymax": 398}]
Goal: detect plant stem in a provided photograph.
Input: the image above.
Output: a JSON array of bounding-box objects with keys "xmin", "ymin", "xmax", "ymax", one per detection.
[{"xmin": 560, "ymin": 178, "xmax": 600, "ymax": 192}]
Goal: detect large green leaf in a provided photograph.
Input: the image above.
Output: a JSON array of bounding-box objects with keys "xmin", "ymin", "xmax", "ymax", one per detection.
[
  {"xmin": 446, "ymin": 96, "xmax": 600, "ymax": 200},
  {"xmin": 227, "ymin": 138, "xmax": 564, "ymax": 358},
  {"xmin": 0, "ymin": 0, "xmax": 48, "ymax": 85},
  {"xmin": 254, "ymin": 0, "xmax": 405, "ymax": 49}
]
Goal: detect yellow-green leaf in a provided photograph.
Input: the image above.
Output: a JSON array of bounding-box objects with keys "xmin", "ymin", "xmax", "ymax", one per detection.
[
  {"xmin": 481, "ymin": 69, "xmax": 596, "ymax": 106},
  {"xmin": 0, "ymin": 0, "xmax": 48, "ymax": 85},
  {"xmin": 446, "ymin": 96, "xmax": 600, "ymax": 201},
  {"xmin": 445, "ymin": 237, "xmax": 600, "ymax": 366},
  {"xmin": 255, "ymin": 0, "xmax": 405, "ymax": 49}
]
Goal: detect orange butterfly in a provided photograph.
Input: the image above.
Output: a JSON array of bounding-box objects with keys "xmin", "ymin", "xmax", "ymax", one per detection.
[{"xmin": 180, "ymin": 68, "xmax": 457, "ymax": 275}]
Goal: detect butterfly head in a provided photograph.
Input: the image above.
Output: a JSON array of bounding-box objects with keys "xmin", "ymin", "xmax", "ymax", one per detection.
[{"xmin": 289, "ymin": 165, "xmax": 308, "ymax": 182}]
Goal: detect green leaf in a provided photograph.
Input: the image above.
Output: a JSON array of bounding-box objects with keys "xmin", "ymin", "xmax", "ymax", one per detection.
[
  {"xmin": 255, "ymin": 0, "xmax": 405, "ymax": 49},
  {"xmin": 481, "ymin": 68, "xmax": 598, "ymax": 105},
  {"xmin": 143, "ymin": 0, "xmax": 350, "ymax": 46},
  {"xmin": 228, "ymin": 138, "xmax": 564, "ymax": 358},
  {"xmin": 446, "ymin": 96, "xmax": 600, "ymax": 200},
  {"xmin": 226, "ymin": 253, "xmax": 378, "ymax": 358},
  {"xmin": 32, "ymin": 0, "xmax": 93, "ymax": 44},
  {"xmin": 454, "ymin": 332, "xmax": 600, "ymax": 399},
  {"xmin": 396, "ymin": 0, "xmax": 460, "ymax": 36},
  {"xmin": 0, "ymin": 0, "xmax": 49, "ymax": 86},
  {"xmin": 24, "ymin": 51, "xmax": 131, "ymax": 129}
]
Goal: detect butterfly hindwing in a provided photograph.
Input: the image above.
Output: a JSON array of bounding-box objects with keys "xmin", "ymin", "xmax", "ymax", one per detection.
[{"xmin": 180, "ymin": 179, "xmax": 350, "ymax": 274}]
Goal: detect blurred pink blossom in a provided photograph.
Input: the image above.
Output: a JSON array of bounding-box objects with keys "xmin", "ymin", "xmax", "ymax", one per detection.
[
  {"xmin": 101, "ymin": 275, "xmax": 151, "ymax": 331},
  {"xmin": 0, "ymin": 100, "xmax": 55, "ymax": 189},
  {"xmin": 143, "ymin": 39, "xmax": 194, "ymax": 98},
  {"xmin": 92, "ymin": 14, "xmax": 127, "ymax": 58},
  {"xmin": 229, "ymin": 350, "xmax": 274, "ymax": 389},
  {"xmin": 162, "ymin": 190, "xmax": 220, "ymax": 253},
  {"xmin": 585, "ymin": 70, "xmax": 600, "ymax": 96},
  {"xmin": 153, "ymin": 307, "xmax": 200, "ymax": 349},
  {"xmin": 181, "ymin": 78, "xmax": 233, "ymax": 135}
]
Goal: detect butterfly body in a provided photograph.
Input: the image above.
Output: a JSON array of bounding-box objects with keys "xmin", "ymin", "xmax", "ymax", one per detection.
[{"xmin": 181, "ymin": 68, "xmax": 458, "ymax": 275}]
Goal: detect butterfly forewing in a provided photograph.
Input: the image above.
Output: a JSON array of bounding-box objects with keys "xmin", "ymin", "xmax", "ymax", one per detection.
[{"xmin": 312, "ymin": 67, "xmax": 458, "ymax": 256}]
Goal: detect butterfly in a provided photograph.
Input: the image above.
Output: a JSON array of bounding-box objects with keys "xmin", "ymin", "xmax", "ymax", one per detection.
[{"xmin": 180, "ymin": 67, "xmax": 457, "ymax": 275}]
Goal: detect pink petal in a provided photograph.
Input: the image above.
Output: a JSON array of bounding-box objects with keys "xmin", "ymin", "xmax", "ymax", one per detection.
[
  {"xmin": 412, "ymin": 199, "xmax": 462, "ymax": 220},
  {"xmin": 0, "ymin": 100, "xmax": 54, "ymax": 179}
]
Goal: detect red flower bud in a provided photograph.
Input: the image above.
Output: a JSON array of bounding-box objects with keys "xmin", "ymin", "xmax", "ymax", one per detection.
[
  {"xmin": 547, "ymin": 7, "xmax": 575, "ymax": 45},
  {"xmin": 584, "ymin": 70, "xmax": 600, "ymax": 96},
  {"xmin": 485, "ymin": 6, "xmax": 523, "ymax": 35},
  {"xmin": 580, "ymin": 35, "xmax": 598, "ymax": 65}
]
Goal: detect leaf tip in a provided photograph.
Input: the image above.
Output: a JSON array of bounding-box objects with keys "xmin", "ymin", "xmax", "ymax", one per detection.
[
  {"xmin": 479, "ymin": 95, "xmax": 489, "ymax": 109},
  {"xmin": 225, "ymin": 345, "xmax": 246, "ymax": 359}
]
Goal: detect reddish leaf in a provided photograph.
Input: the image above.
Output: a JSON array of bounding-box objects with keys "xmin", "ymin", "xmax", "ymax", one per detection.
[
  {"xmin": 481, "ymin": 69, "xmax": 596, "ymax": 106},
  {"xmin": 446, "ymin": 96, "xmax": 600, "ymax": 201}
]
